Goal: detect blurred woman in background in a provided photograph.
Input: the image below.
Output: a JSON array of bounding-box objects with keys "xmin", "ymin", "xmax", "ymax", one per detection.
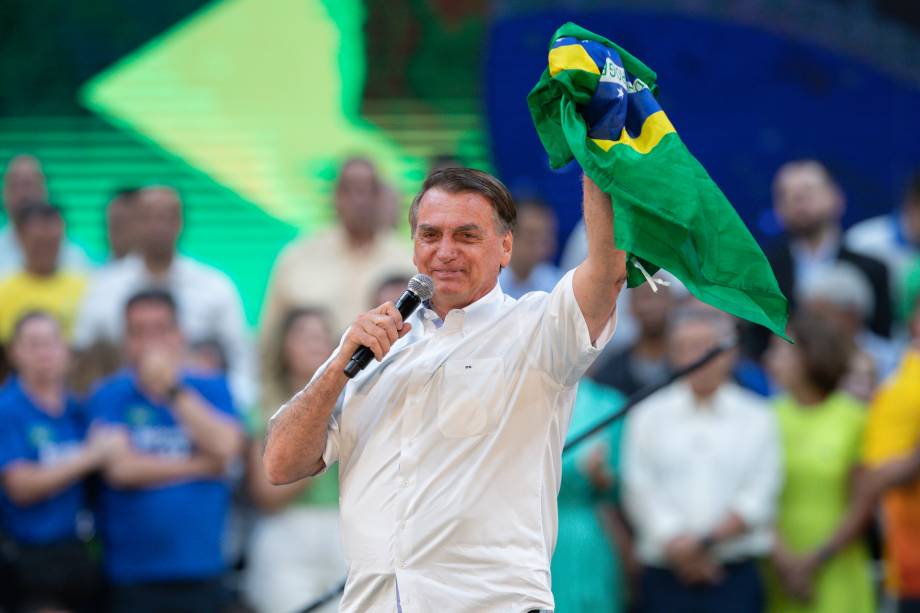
[
  {"xmin": 764, "ymin": 313, "xmax": 874, "ymax": 613},
  {"xmin": 243, "ymin": 307, "xmax": 345, "ymax": 613},
  {"xmin": 0, "ymin": 311, "xmax": 119, "ymax": 612}
]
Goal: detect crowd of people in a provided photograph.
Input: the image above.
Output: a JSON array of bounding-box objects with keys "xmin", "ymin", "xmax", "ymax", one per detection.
[{"xmin": 0, "ymin": 150, "xmax": 918, "ymax": 613}]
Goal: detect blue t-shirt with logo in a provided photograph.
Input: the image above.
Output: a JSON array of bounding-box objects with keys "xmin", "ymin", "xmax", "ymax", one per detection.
[
  {"xmin": 0, "ymin": 377, "xmax": 88, "ymax": 545},
  {"xmin": 88, "ymin": 370, "xmax": 240, "ymax": 584}
]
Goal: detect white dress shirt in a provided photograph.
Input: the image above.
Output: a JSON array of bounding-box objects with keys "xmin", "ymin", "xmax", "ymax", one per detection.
[
  {"xmin": 73, "ymin": 254, "xmax": 255, "ymax": 406},
  {"xmin": 622, "ymin": 381, "xmax": 781, "ymax": 566},
  {"xmin": 308, "ymin": 270, "xmax": 615, "ymax": 612}
]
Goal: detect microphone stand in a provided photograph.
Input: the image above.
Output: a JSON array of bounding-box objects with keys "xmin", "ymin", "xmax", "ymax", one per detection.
[{"xmin": 297, "ymin": 337, "xmax": 738, "ymax": 613}]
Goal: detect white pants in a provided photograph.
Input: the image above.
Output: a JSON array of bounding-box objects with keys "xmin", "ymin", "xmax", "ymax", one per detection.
[{"xmin": 244, "ymin": 506, "xmax": 347, "ymax": 613}]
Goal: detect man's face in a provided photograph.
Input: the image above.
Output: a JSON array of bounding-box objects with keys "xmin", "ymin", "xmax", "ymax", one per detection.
[
  {"xmin": 509, "ymin": 205, "xmax": 556, "ymax": 273},
  {"xmin": 413, "ymin": 188, "xmax": 512, "ymax": 313},
  {"xmin": 107, "ymin": 197, "xmax": 138, "ymax": 259},
  {"xmin": 335, "ymin": 161, "xmax": 379, "ymax": 237},
  {"xmin": 137, "ymin": 188, "xmax": 181, "ymax": 259},
  {"xmin": 283, "ymin": 313, "xmax": 334, "ymax": 381},
  {"xmin": 2, "ymin": 156, "xmax": 47, "ymax": 216},
  {"xmin": 669, "ymin": 317, "xmax": 734, "ymax": 398},
  {"xmin": 630, "ymin": 283, "xmax": 674, "ymax": 336},
  {"xmin": 773, "ymin": 163, "xmax": 842, "ymax": 239},
  {"xmin": 124, "ymin": 302, "xmax": 183, "ymax": 366},
  {"xmin": 11, "ymin": 317, "xmax": 69, "ymax": 382},
  {"xmin": 19, "ymin": 217, "xmax": 62, "ymax": 276}
]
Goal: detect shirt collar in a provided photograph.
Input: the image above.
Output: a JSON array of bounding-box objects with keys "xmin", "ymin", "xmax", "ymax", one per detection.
[{"xmin": 418, "ymin": 280, "xmax": 506, "ymax": 335}]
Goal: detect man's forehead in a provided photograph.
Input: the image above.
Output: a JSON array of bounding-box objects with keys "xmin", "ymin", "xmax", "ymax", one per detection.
[{"xmin": 417, "ymin": 189, "xmax": 495, "ymax": 224}]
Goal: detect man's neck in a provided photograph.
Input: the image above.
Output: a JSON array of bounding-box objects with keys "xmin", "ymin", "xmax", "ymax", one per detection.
[
  {"xmin": 21, "ymin": 376, "xmax": 64, "ymax": 414},
  {"xmin": 789, "ymin": 382, "xmax": 828, "ymax": 407},
  {"xmin": 509, "ymin": 260, "xmax": 537, "ymax": 284},
  {"xmin": 633, "ymin": 332, "xmax": 667, "ymax": 359},
  {"xmin": 144, "ymin": 252, "xmax": 175, "ymax": 278},
  {"xmin": 343, "ymin": 229, "xmax": 375, "ymax": 251},
  {"xmin": 795, "ymin": 225, "xmax": 838, "ymax": 255},
  {"xmin": 24, "ymin": 266, "xmax": 55, "ymax": 279}
]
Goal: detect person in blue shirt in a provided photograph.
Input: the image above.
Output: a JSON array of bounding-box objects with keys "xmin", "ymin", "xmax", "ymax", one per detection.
[
  {"xmin": 0, "ymin": 311, "xmax": 120, "ymax": 612},
  {"xmin": 88, "ymin": 288, "xmax": 245, "ymax": 613}
]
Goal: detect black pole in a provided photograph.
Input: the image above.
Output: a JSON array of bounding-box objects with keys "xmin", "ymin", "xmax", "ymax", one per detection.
[{"xmin": 296, "ymin": 337, "xmax": 737, "ymax": 613}]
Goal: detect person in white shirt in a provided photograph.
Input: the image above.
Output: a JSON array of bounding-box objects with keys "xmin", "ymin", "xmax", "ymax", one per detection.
[
  {"xmin": 622, "ymin": 307, "xmax": 781, "ymax": 613},
  {"xmin": 0, "ymin": 154, "xmax": 90, "ymax": 276},
  {"xmin": 497, "ymin": 198, "xmax": 561, "ymax": 299},
  {"xmin": 72, "ymin": 185, "xmax": 255, "ymax": 407},
  {"xmin": 263, "ymin": 167, "xmax": 627, "ymax": 612}
]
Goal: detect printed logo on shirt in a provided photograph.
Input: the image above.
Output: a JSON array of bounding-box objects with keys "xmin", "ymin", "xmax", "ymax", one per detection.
[
  {"xmin": 38, "ymin": 441, "xmax": 83, "ymax": 465},
  {"xmin": 131, "ymin": 426, "xmax": 191, "ymax": 458},
  {"xmin": 127, "ymin": 405, "xmax": 153, "ymax": 428},
  {"xmin": 28, "ymin": 425, "xmax": 53, "ymax": 448}
]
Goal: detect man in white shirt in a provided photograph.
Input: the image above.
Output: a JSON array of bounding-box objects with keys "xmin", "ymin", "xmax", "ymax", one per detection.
[
  {"xmin": 622, "ymin": 307, "xmax": 781, "ymax": 613},
  {"xmin": 264, "ymin": 168, "xmax": 626, "ymax": 612},
  {"xmin": 73, "ymin": 185, "xmax": 255, "ymax": 407},
  {"xmin": 0, "ymin": 154, "xmax": 90, "ymax": 276}
]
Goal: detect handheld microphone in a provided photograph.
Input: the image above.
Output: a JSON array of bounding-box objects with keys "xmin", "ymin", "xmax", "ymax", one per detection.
[{"xmin": 343, "ymin": 274, "xmax": 434, "ymax": 378}]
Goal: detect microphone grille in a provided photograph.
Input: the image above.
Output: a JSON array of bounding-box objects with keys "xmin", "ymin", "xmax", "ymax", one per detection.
[{"xmin": 408, "ymin": 274, "xmax": 434, "ymax": 301}]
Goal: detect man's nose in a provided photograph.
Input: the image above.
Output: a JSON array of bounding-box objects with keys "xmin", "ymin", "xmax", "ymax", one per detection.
[{"xmin": 434, "ymin": 237, "xmax": 458, "ymax": 260}]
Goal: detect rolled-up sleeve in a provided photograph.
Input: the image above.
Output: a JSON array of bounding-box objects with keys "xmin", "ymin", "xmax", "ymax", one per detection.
[{"xmin": 535, "ymin": 269, "xmax": 617, "ymax": 387}]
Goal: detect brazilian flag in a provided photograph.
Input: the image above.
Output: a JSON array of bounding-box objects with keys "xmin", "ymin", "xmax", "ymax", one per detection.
[{"xmin": 528, "ymin": 22, "xmax": 789, "ymax": 338}]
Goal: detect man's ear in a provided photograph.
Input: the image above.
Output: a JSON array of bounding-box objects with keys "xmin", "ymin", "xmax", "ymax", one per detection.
[{"xmin": 500, "ymin": 231, "xmax": 513, "ymax": 268}]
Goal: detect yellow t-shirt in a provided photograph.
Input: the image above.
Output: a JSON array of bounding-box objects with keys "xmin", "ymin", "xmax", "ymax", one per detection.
[
  {"xmin": 0, "ymin": 271, "xmax": 88, "ymax": 342},
  {"xmin": 863, "ymin": 351, "xmax": 920, "ymax": 597}
]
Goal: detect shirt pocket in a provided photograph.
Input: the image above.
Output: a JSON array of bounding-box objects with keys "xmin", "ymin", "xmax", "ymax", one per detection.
[{"xmin": 436, "ymin": 357, "xmax": 504, "ymax": 438}]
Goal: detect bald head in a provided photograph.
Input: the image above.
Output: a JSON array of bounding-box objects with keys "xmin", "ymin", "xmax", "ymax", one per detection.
[
  {"xmin": 3, "ymin": 155, "xmax": 48, "ymax": 217},
  {"xmin": 137, "ymin": 186, "xmax": 183, "ymax": 261}
]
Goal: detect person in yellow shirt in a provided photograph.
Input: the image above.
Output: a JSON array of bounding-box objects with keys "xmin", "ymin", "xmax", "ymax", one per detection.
[
  {"xmin": 863, "ymin": 261, "xmax": 920, "ymax": 613},
  {"xmin": 0, "ymin": 203, "xmax": 87, "ymax": 343}
]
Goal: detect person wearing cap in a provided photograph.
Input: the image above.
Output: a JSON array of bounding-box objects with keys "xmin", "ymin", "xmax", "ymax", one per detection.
[{"xmin": 264, "ymin": 168, "xmax": 627, "ymax": 612}]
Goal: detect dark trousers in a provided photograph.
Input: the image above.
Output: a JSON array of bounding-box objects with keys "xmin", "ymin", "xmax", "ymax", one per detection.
[
  {"xmin": 109, "ymin": 577, "xmax": 228, "ymax": 613},
  {"xmin": 6, "ymin": 539, "xmax": 101, "ymax": 612},
  {"xmin": 900, "ymin": 598, "xmax": 920, "ymax": 613},
  {"xmin": 638, "ymin": 560, "xmax": 764, "ymax": 613}
]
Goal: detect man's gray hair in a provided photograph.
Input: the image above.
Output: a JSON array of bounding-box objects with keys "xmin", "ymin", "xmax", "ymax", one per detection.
[{"xmin": 798, "ymin": 262, "xmax": 874, "ymax": 318}]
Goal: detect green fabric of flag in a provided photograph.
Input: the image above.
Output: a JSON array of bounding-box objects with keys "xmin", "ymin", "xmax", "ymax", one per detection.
[{"xmin": 528, "ymin": 22, "xmax": 789, "ymax": 338}]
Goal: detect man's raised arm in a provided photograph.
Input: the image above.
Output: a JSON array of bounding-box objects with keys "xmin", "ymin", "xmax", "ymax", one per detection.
[{"xmin": 573, "ymin": 175, "xmax": 628, "ymax": 342}]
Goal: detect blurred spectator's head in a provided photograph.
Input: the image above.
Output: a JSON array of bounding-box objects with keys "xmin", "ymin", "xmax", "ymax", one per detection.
[
  {"xmin": 902, "ymin": 168, "xmax": 920, "ymax": 247},
  {"xmin": 107, "ymin": 187, "xmax": 140, "ymax": 259},
  {"xmin": 630, "ymin": 282, "xmax": 676, "ymax": 339},
  {"xmin": 9, "ymin": 311, "xmax": 68, "ymax": 383},
  {"xmin": 372, "ymin": 274, "xmax": 412, "ymax": 308},
  {"xmin": 766, "ymin": 312, "xmax": 850, "ymax": 398},
  {"xmin": 188, "ymin": 338, "xmax": 228, "ymax": 374},
  {"xmin": 15, "ymin": 203, "xmax": 63, "ymax": 276},
  {"xmin": 773, "ymin": 160, "xmax": 843, "ymax": 239},
  {"xmin": 272, "ymin": 307, "xmax": 334, "ymax": 390},
  {"xmin": 2, "ymin": 155, "xmax": 47, "ymax": 217},
  {"xmin": 669, "ymin": 306, "xmax": 736, "ymax": 398},
  {"xmin": 124, "ymin": 289, "xmax": 182, "ymax": 367},
  {"xmin": 799, "ymin": 262, "xmax": 873, "ymax": 338},
  {"xmin": 137, "ymin": 186, "xmax": 182, "ymax": 262},
  {"xmin": 335, "ymin": 157, "xmax": 381, "ymax": 241},
  {"xmin": 509, "ymin": 199, "xmax": 556, "ymax": 277}
]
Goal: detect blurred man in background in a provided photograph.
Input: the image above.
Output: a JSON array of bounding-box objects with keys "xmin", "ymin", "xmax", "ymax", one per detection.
[
  {"xmin": 260, "ymin": 157, "xmax": 414, "ymax": 340},
  {"xmin": 104, "ymin": 187, "xmax": 141, "ymax": 263},
  {"xmin": 73, "ymin": 185, "xmax": 255, "ymax": 406},
  {"xmin": 590, "ymin": 281, "xmax": 676, "ymax": 396},
  {"xmin": 846, "ymin": 168, "xmax": 920, "ymax": 304},
  {"xmin": 767, "ymin": 159, "xmax": 893, "ymax": 339},
  {"xmin": 498, "ymin": 197, "xmax": 560, "ymax": 298},
  {"xmin": 0, "ymin": 203, "xmax": 87, "ymax": 344},
  {"xmin": 0, "ymin": 155, "xmax": 90, "ymax": 276},
  {"xmin": 0, "ymin": 312, "xmax": 116, "ymax": 611},
  {"xmin": 89, "ymin": 289, "xmax": 244, "ymax": 613},
  {"xmin": 622, "ymin": 308, "xmax": 781, "ymax": 613}
]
